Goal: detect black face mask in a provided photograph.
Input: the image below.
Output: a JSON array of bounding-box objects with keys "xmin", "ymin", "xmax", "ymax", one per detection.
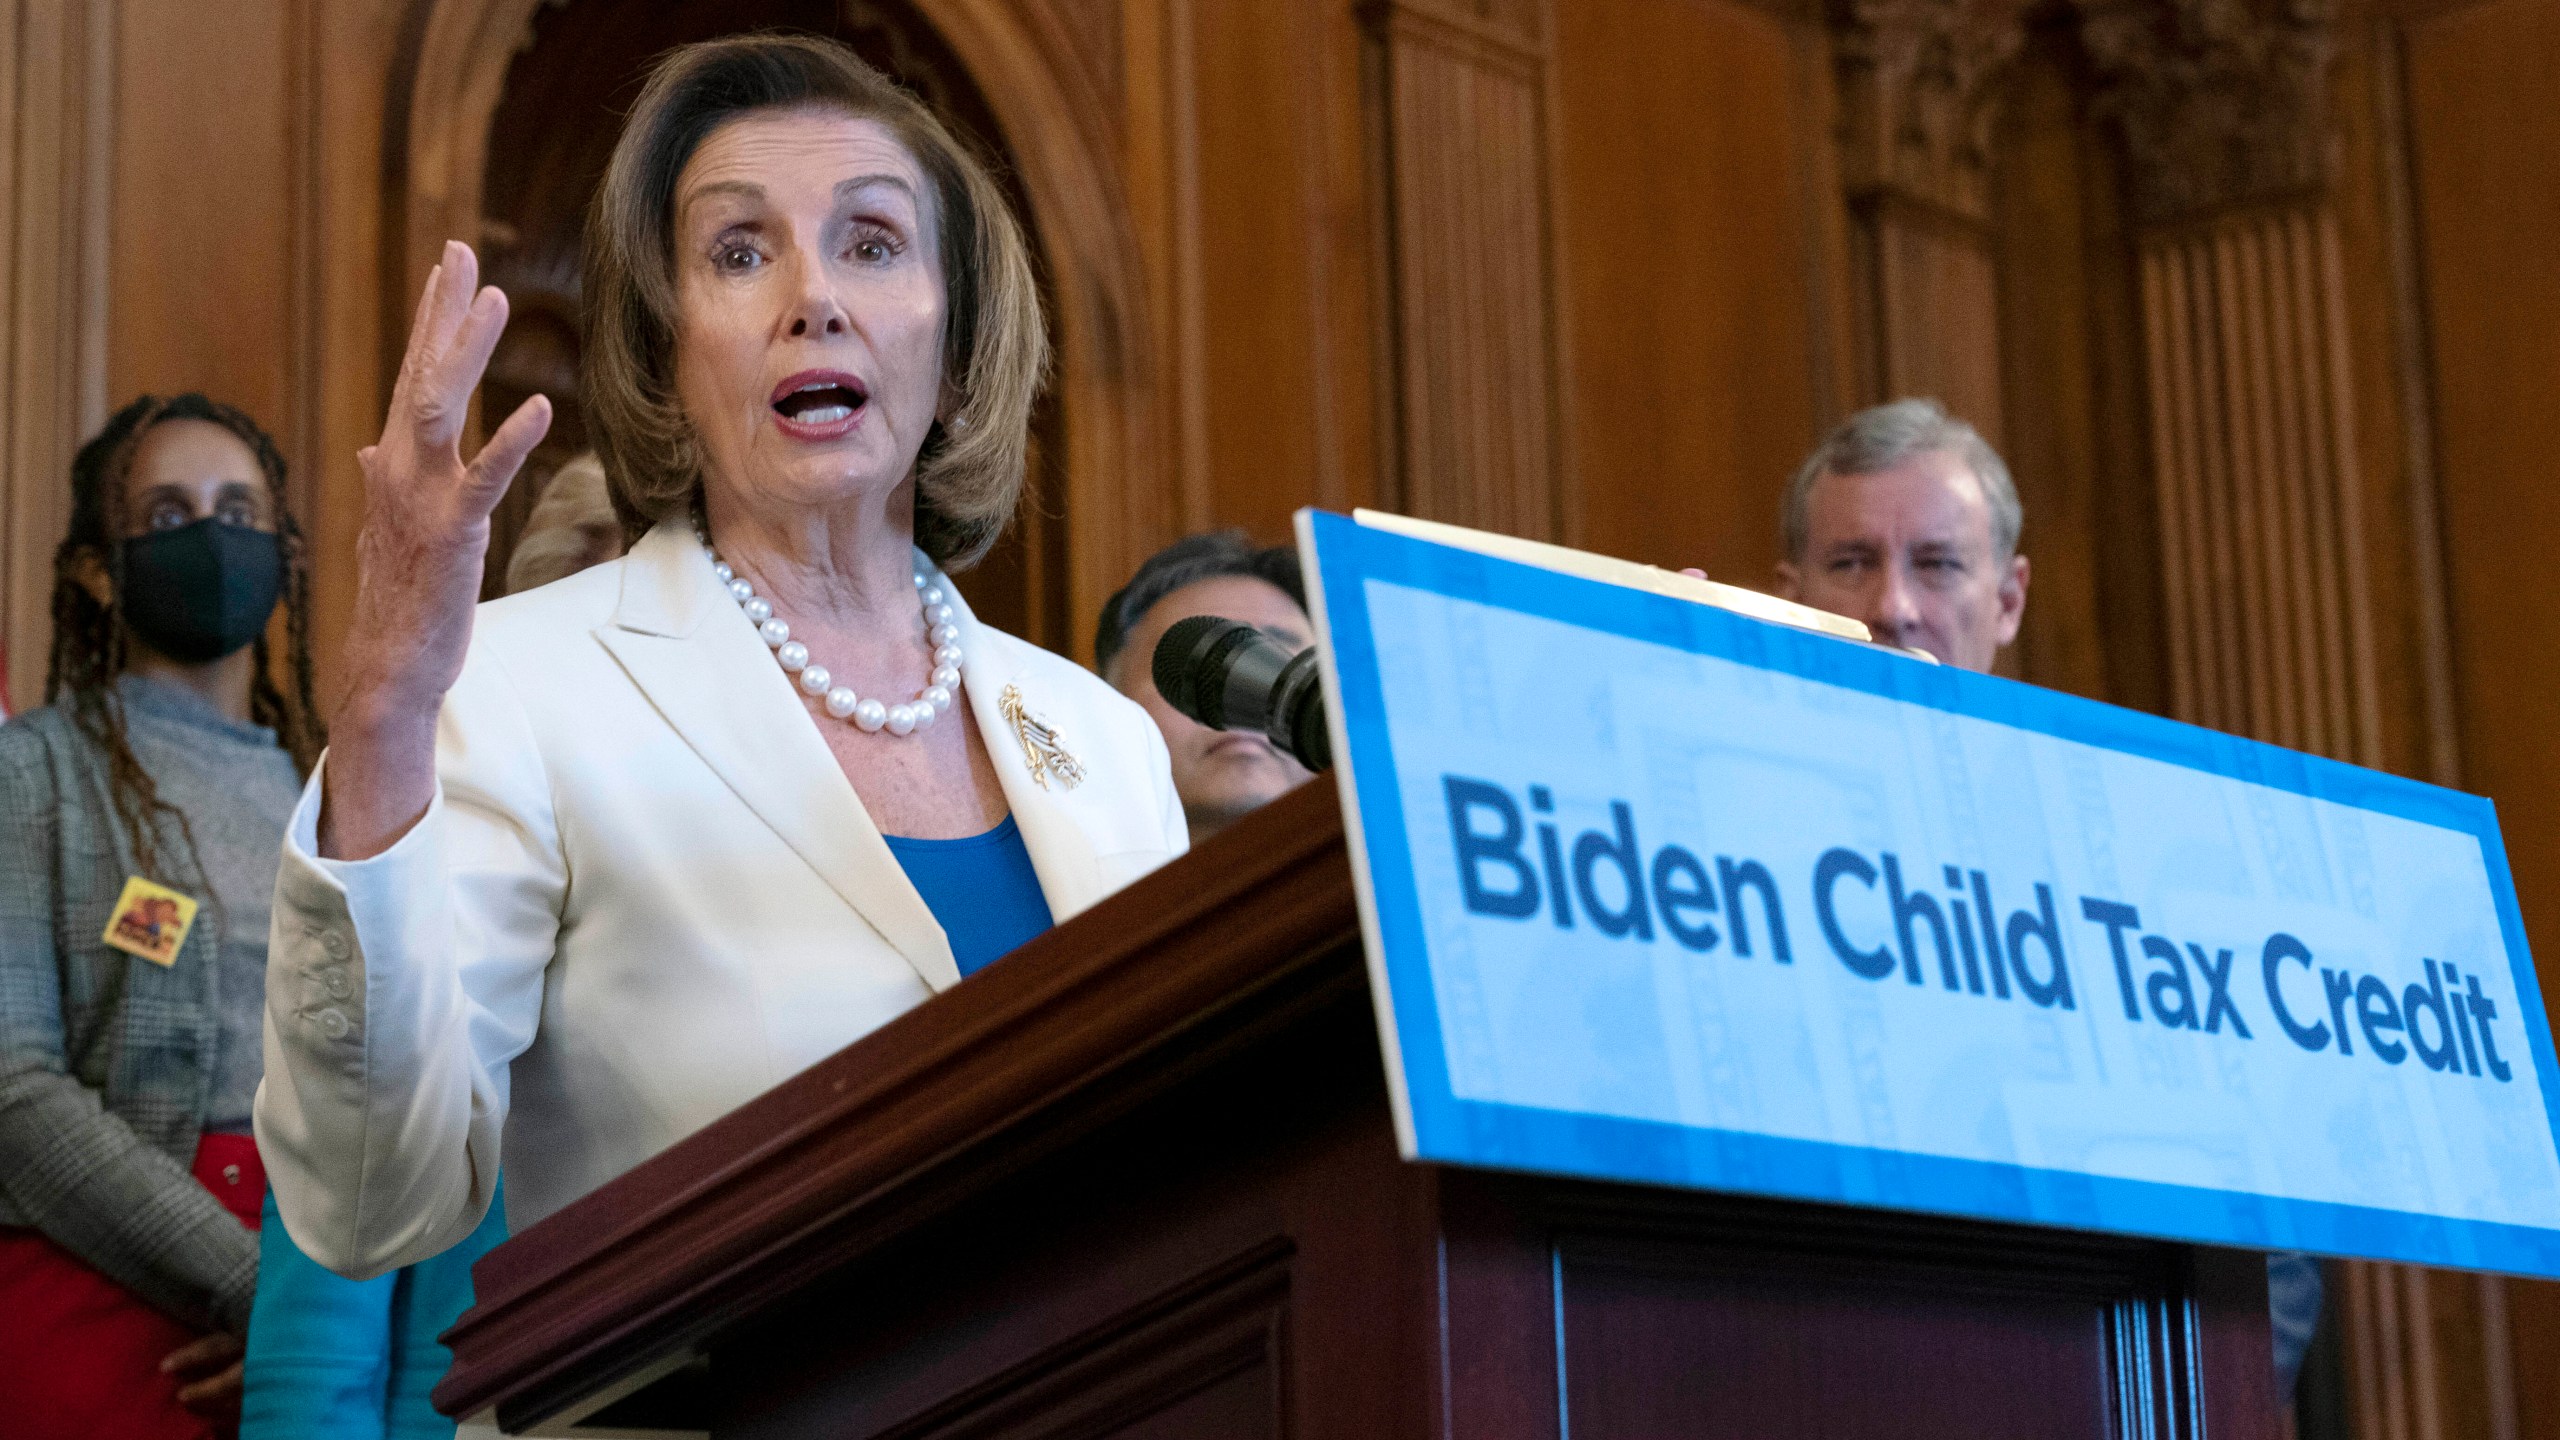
[{"xmin": 119, "ymin": 519, "xmax": 283, "ymax": 663}]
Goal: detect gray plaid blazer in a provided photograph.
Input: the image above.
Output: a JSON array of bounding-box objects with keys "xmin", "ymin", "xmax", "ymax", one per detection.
[{"xmin": 0, "ymin": 703, "xmax": 258, "ymax": 1334}]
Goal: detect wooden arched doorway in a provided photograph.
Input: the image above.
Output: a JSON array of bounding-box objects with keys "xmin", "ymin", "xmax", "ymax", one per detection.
[{"xmin": 388, "ymin": 0, "xmax": 1161, "ymax": 657}]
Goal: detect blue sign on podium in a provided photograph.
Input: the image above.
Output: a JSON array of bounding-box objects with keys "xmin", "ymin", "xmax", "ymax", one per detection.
[{"xmin": 1297, "ymin": 507, "xmax": 2560, "ymax": 1276}]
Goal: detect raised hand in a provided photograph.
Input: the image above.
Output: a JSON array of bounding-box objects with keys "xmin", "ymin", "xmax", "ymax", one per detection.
[{"xmin": 321, "ymin": 240, "xmax": 551, "ymax": 860}]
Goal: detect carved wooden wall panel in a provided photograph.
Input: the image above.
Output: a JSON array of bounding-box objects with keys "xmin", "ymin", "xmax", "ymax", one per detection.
[
  {"xmin": 1123, "ymin": 0, "xmax": 1381, "ymax": 561},
  {"xmin": 1548, "ymin": 0, "xmax": 1840, "ymax": 586},
  {"xmin": 108, "ymin": 0, "xmax": 302, "ymax": 445},
  {"xmin": 1858, "ymin": 202, "xmax": 2006, "ymax": 434},
  {"xmin": 0, "ymin": 0, "xmax": 111, "ymax": 715},
  {"xmin": 1829, "ymin": 0, "xmax": 2029, "ymax": 436},
  {"xmin": 2403, "ymin": 0, "xmax": 2560, "ymax": 1036},
  {"xmin": 2396, "ymin": 1, "xmax": 2560, "ymax": 1434},
  {"xmin": 2134, "ymin": 189, "xmax": 2513, "ymax": 1440},
  {"xmin": 1366, "ymin": 0, "xmax": 1564, "ymax": 541},
  {"xmin": 1987, "ymin": 32, "xmax": 2157, "ymax": 708},
  {"xmin": 2133, "ymin": 209, "xmax": 2380, "ymax": 761},
  {"xmin": 295, "ymin": 0, "xmax": 400, "ymax": 699},
  {"xmin": 2089, "ymin": 5, "xmax": 2535, "ymax": 1439},
  {"xmin": 2335, "ymin": 1262, "xmax": 2525, "ymax": 1440}
]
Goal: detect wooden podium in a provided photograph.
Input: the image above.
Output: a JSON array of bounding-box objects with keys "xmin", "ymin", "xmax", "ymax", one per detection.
[{"xmin": 434, "ymin": 780, "xmax": 2278, "ymax": 1438}]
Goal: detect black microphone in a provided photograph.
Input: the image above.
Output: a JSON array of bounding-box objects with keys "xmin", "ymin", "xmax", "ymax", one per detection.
[{"xmin": 1152, "ymin": 616, "xmax": 1332, "ymax": 771}]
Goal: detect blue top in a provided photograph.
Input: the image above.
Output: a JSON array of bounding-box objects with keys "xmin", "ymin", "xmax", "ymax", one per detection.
[{"xmin": 883, "ymin": 815, "xmax": 1055, "ymax": 976}]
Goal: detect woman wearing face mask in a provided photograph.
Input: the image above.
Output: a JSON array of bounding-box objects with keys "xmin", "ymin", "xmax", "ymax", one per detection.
[{"xmin": 0, "ymin": 394, "xmax": 321, "ymax": 1438}]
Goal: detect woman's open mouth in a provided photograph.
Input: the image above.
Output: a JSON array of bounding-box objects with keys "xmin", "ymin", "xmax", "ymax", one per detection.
[{"xmin": 770, "ymin": 370, "xmax": 869, "ymax": 441}]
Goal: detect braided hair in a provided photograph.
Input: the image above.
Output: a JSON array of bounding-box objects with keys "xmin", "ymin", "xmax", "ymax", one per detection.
[{"xmin": 44, "ymin": 393, "xmax": 323, "ymax": 884}]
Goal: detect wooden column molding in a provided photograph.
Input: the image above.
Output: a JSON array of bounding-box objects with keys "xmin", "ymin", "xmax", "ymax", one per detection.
[
  {"xmin": 2078, "ymin": 0, "xmax": 2373, "ymax": 761},
  {"xmin": 1831, "ymin": 0, "xmax": 2029, "ymax": 223},
  {"xmin": 1825, "ymin": 0, "xmax": 2030, "ymax": 431},
  {"xmin": 0, "ymin": 0, "xmax": 113, "ymax": 715},
  {"xmin": 1361, "ymin": 0, "xmax": 1566, "ymax": 542},
  {"xmin": 2127, "ymin": 206, "xmax": 2380, "ymax": 760},
  {"xmin": 2075, "ymin": 0, "xmax": 2333, "ymax": 229},
  {"xmin": 2082, "ymin": 4, "xmax": 2518, "ymax": 1437}
]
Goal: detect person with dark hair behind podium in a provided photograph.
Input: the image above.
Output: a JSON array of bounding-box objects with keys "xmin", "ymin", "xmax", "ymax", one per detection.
[
  {"xmin": 256, "ymin": 34, "xmax": 1186, "ymax": 1290},
  {"xmin": 1094, "ymin": 531, "xmax": 1317, "ymax": 845},
  {"xmin": 1761, "ymin": 397, "xmax": 2325, "ymax": 1401}
]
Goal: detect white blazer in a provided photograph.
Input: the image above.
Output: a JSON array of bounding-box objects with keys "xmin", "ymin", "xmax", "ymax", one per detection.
[{"xmin": 256, "ymin": 521, "xmax": 1187, "ymax": 1278}]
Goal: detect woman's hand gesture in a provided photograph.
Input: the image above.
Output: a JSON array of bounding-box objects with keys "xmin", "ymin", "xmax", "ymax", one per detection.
[{"xmin": 321, "ymin": 240, "xmax": 551, "ymax": 860}]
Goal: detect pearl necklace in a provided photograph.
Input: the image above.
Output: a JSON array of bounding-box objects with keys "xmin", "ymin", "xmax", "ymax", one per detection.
[{"xmin": 695, "ymin": 522, "xmax": 962, "ymax": 737}]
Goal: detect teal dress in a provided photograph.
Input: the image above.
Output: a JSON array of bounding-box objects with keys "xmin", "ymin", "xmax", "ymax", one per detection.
[{"xmin": 241, "ymin": 1181, "xmax": 507, "ymax": 1438}]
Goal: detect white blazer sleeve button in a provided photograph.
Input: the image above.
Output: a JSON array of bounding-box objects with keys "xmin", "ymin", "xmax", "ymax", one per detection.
[{"xmin": 315, "ymin": 1008, "xmax": 351, "ymax": 1040}]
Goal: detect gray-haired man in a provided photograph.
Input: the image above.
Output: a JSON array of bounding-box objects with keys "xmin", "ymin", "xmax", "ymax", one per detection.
[
  {"xmin": 1776, "ymin": 398, "xmax": 2029, "ymax": 672},
  {"xmin": 1771, "ymin": 398, "xmax": 2324, "ymax": 1401}
]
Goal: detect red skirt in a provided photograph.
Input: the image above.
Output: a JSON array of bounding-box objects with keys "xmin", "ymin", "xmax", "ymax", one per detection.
[{"xmin": 0, "ymin": 1134, "xmax": 265, "ymax": 1440}]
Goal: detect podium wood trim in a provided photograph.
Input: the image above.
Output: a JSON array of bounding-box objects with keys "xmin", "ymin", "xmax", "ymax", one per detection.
[
  {"xmin": 436, "ymin": 777, "xmax": 2277, "ymax": 1439},
  {"xmin": 434, "ymin": 780, "xmax": 1364, "ymax": 1430}
]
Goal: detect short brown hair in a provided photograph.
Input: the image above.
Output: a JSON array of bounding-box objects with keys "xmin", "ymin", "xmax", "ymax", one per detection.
[{"xmin": 582, "ymin": 33, "xmax": 1047, "ymax": 568}]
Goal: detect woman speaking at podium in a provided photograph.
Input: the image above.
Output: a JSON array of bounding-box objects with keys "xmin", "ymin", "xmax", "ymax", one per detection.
[{"xmin": 257, "ymin": 35, "xmax": 1186, "ymax": 1279}]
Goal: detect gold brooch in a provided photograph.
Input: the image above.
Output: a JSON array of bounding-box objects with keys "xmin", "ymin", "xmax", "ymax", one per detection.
[{"xmin": 1000, "ymin": 684, "xmax": 1086, "ymax": 791}]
